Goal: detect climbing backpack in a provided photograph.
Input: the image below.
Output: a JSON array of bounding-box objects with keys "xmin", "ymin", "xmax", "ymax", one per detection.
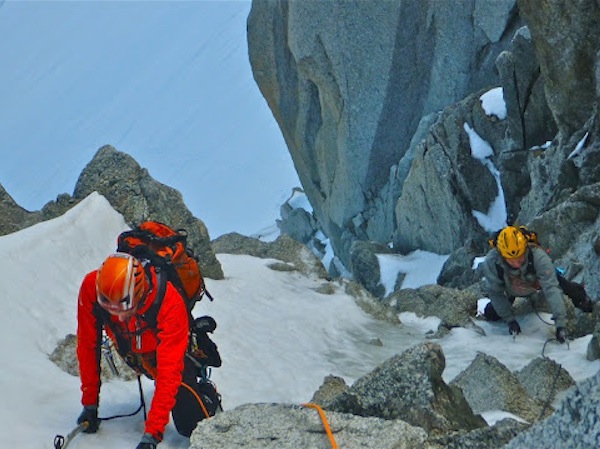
[
  {"xmin": 117, "ymin": 220, "xmax": 211, "ymax": 311},
  {"xmin": 115, "ymin": 221, "xmax": 222, "ymax": 371}
]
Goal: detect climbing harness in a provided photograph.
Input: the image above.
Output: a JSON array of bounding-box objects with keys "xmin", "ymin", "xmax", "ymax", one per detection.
[
  {"xmin": 302, "ymin": 403, "xmax": 339, "ymax": 449},
  {"xmin": 101, "ymin": 335, "xmax": 119, "ymax": 376}
]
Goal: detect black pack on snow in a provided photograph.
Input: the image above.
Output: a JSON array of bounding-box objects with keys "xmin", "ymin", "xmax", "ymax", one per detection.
[{"xmin": 489, "ymin": 225, "xmax": 594, "ymax": 312}]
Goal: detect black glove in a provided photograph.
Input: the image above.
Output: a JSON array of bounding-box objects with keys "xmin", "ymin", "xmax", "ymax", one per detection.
[
  {"xmin": 136, "ymin": 433, "xmax": 159, "ymax": 449},
  {"xmin": 77, "ymin": 405, "xmax": 100, "ymax": 433},
  {"xmin": 556, "ymin": 327, "xmax": 568, "ymax": 344},
  {"xmin": 508, "ymin": 320, "xmax": 521, "ymax": 336}
]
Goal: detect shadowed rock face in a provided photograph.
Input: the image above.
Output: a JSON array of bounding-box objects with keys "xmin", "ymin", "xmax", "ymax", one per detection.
[
  {"xmin": 0, "ymin": 184, "xmax": 43, "ymax": 235},
  {"xmin": 248, "ymin": 0, "xmax": 521, "ymax": 269},
  {"xmin": 249, "ymin": 0, "xmax": 600, "ymax": 308},
  {"xmin": 517, "ymin": 0, "xmax": 600, "ymax": 139}
]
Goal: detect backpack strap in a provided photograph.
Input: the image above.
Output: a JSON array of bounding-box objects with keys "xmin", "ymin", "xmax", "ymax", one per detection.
[
  {"xmin": 140, "ymin": 271, "xmax": 168, "ymax": 329},
  {"xmin": 495, "ymin": 262, "xmax": 504, "ymax": 281},
  {"xmin": 525, "ymin": 248, "xmax": 535, "ymax": 275}
]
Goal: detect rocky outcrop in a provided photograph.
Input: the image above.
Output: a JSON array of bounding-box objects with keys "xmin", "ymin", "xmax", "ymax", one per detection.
[
  {"xmin": 326, "ymin": 342, "xmax": 487, "ymax": 433},
  {"xmin": 451, "ymin": 353, "xmax": 553, "ymax": 423},
  {"xmin": 516, "ymin": 0, "xmax": 600, "ymax": 140},
  {"xmin": 0, "ymin": 145, "xmax": 224, "ymax": 279},
  {"xmin": 0, "ymin": 185, "xmax": 81, "ymax": 235},
  {"xmin": 496, "ymin": 26, "xmax": 556, "ymax": 153},
  {"xmin": 505, "ymin": 370, "xmax": 600, "ymax": 448},
  {"xmin": 191, "ymin": 403, "xmax": 430, "ymax": 449},
  {"xmin": 385, "ymin": 284, "xmax": 479, "ymax": 330},
  {"xmin": 212, "ymin": 232, "xmax": 328, "ymax": 279},
  {"xmin": 393, "ymin": 89, "xmax": 508, "ymax": 255},
  {"xmin": 515, "ymin": 357, "xmax": 575, "ymax": 404},
  {"xmin": 248, "ymin": 0, "xmax": 600, "ymax": 306},
  {"xmin": 73, "ymin": 145, "xmax": 223, "ymax": 279},
  {"xmin": 187, "ymin": 341, "xmax": 537, "ymax": 449},
  {"xmin": 0, "ymin": 184, "xmax": 43, "ymax": 235},
  {"xmin": 248, "ymin": 0, "xmax": 522, "ymax": 270}
]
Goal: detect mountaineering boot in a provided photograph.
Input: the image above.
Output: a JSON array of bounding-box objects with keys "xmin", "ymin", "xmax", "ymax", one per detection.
[
  {"xmin": 577, "ymin": 296, "xmax": 594, "ymax": 313},
  {"xmin": 483, "ymin": 302, "xmax": 502, "ymax": 321}
]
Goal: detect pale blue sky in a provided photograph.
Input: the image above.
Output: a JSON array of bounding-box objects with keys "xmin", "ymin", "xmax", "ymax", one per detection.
[{"xmin": 0, "ymin": 0, "xmax": 300, "ymax": 238}]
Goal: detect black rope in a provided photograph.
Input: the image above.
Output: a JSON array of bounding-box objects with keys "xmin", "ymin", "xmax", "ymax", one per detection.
[
  {"xmin": 531, "ymin": 301, "xmax": 569, "ymax": 420},
  {"xmin": 98, "ymin": 375, "xmax": 146, "ymax": 421},
  {"xmin": 539, "ymin": 337, "xmax": 566, "ymax": 420},
  {"xmin": 529, "ymin": 301, "xmax": 554, "ymax": 326}
]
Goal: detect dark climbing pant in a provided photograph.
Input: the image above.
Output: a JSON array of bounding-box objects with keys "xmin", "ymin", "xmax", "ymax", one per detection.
[
  {"xmin": 171, "ymin": 359, "xmax": 221, "ymax": 437},
  {"xmin": 483, "ymin": 296, "xmax": 515, "ymax": 322}
]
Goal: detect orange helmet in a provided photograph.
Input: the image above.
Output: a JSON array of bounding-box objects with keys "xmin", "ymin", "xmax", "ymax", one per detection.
[
  {"xmin": 96, "ymin": 253, "xmax": 149, "ymax": 314},
  {"xmin": 496, "ymin": 226, "xmax": 527, "ymax": 259}
]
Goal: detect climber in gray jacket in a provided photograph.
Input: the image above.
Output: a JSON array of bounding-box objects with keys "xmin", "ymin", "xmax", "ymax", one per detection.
[{"xmin": 481, "ymin": 225, "xmax": 568, "ymax": 343}]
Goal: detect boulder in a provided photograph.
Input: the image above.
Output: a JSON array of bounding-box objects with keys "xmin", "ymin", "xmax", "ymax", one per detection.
[
  {"xmin": 327, "ymin": 342, "xmax": 487, "ymax": 434},
  {"xmin": 190, "ymin": 403, "xmax": 429, "ymax": 449},
  {"xmin": 212, "ymin": 232, "xmax": 328, "ymax": 279},
  {"xmin": 504, "ymin": 370, "xmax": 600, "ymax": 448},
  {"xmin": 451, "ymin": 352, "xmax": 552, "ymax": 423},
  {"xmin": 385, "ymin": 284, "xmax": 478, "ymax": 329}
]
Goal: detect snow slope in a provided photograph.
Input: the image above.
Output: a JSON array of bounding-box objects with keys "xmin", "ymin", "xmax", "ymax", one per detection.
[{"xmin": 1, "ymin": 193, "xmax": 598, "ymax": 448}]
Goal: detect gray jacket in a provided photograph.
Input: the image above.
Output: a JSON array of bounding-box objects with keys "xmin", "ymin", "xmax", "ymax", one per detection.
[{"xmin": 481, "ymin": 245, "xmax": 567, "ymax": 328}]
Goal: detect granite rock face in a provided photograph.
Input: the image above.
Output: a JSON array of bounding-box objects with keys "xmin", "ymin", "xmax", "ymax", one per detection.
[
  {"xmin": 249, "ymin": 0, "xmax": 600, "ymax": 304},
  {"xmin": 248, "ymin": 0, "xmax": 522, "ymax": 270}
]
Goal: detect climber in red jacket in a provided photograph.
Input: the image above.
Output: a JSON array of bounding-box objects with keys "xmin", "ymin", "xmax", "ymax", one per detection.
[{"xmin": 76, "ymin": 252, "xmax": 219, "ymax": 449}]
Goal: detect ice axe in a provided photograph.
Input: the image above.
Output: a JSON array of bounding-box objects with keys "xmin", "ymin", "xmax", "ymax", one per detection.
[{"xmin": 53, "ymin": 421, "xmax": 88, "ymax": 449}]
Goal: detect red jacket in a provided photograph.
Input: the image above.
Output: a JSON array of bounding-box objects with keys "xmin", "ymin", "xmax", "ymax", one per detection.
[{"xmin": 77, "ymin": 267, "xmax": 189, "ymax": 440}]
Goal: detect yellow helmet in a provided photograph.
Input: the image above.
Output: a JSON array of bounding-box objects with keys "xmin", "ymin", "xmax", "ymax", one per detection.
[{"xmin": 496, "ymin": 226, "xmax": 527, "ymax": 259}]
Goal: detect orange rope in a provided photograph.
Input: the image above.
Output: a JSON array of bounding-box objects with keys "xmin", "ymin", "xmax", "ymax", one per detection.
[
  {"xmin": 181, "ymin": 382, "xmax": 211, "ymax": 419},
  {"xmin": 301, "ymin": 403, "xmax": 339, "ymax": 449}
]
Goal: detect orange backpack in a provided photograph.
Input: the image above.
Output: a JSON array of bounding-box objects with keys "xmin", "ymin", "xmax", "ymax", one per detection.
[{"xmin": 117, "ymin": 221, "xmax": 211, "ymax": 311}]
